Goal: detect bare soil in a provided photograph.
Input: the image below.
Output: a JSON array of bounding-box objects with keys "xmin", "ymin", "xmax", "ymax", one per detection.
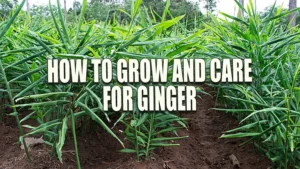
[{"xmin": 0, "ymin": 87, "xmax": 271, "ymax": 169}]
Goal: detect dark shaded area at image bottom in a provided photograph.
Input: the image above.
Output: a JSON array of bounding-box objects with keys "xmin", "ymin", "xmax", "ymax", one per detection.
[{"xmin": 0, "ymin": 86, "xmax": 271, "ymax": 169}]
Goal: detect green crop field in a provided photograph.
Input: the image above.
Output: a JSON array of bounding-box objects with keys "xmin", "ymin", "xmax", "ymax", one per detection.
[{"xmin": 0, "ymin": 0, "xmax": 299, "ymax": 168}]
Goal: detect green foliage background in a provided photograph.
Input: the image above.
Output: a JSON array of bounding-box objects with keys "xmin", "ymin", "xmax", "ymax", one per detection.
[{"xmin": 0, "ymin": 0, "xmax": 300, "ymax": 169}]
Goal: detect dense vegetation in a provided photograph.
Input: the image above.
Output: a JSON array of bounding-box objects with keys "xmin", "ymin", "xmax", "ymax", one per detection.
[{"xmin": 0, "ymin": 0, "xmax": 299, "ymax": 169}]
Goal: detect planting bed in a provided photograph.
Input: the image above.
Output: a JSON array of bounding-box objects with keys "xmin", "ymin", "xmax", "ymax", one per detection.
[{"xmin": 0, "ymin": 87, "xmax": 271, "ymax": 169}]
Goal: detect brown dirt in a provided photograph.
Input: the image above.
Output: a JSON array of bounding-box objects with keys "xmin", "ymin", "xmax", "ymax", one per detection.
[{"xmin": 0, "ymin": 87, "xmax": 271, "ymax": 169}]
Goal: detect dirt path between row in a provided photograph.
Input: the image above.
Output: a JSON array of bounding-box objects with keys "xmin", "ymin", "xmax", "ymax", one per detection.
[{"xmin": 0, "ymin": 87, "xmax": 271, "ymax": 169}]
